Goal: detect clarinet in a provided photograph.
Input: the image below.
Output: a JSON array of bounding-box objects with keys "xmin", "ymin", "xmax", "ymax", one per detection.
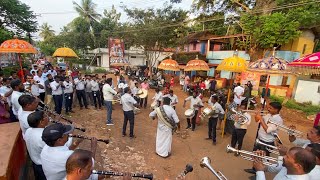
[
  {"xmin": 176, "ymin": 164, "xmax": 193, "ymax": 179},
  {"xmin": 49, "ymin": 117, "xmax": 86, "ymax": 132},
  {"xmin": 92, "ymin": 170, "xmax": 153, "ymax": 180},
  {"xmin": 68, "ymin": 134, "xmax": 110, "ymax": 144}
]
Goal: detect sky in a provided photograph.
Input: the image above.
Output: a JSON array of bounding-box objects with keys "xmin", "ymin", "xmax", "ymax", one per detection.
[{"xmin": 20, "ymin": 0, "xmax": 194, "ymax": 40}]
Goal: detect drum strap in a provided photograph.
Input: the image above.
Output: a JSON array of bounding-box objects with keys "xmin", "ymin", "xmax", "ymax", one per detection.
[{"xmin": 155, "ymin": 107, "xmax": 177, "ymax": 133}]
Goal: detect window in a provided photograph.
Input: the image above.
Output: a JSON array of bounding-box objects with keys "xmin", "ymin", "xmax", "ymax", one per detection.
[
  {"xmin": 302, "ymin": 44, "xmax": 307, "ymax": 54},
  {"xmin": 193, "ymin": 43, "xmax": 197, "ymax": 50}
]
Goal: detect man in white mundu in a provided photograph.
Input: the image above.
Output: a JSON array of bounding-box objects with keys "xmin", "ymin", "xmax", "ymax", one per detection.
[
  {"xmin": 234, "ymin": 83, "xmax": 245, "ymax": 105},
  {"xmin": 149, "ymin": 97, "xmax": 180, "ymax": 158}
]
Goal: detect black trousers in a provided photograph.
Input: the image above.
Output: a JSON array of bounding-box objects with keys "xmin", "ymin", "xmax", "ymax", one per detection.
[
  {"xmin": 139, "ymin": 95, "xmax": 148, "ymax": 108},
  {"xmin": 122, "ymin": 110, "xmax": 135, "ymax": 137},
  {"xmin": 225, "ymin": 119, "xmax": 235, "ymax": 134},
  {"xmin": 92, "ymin": 91, "xmax": 102, "ymax": 108},
  {"xmin": 39, "ymin": 92, "xmax": 45, "ymax": 102},
  {"xmin": 53, "ymin": 94, "xmax": 63, "ymax": 114},
  {"xmin": 208, "ymin": 117, "xmax": 218, "ymax": 142},
  {"xmin": 32, "ymin": 162, "xmax": 46, "ymax": 180},
  {"xmin": 253, "ymin": 139, "xmax": 275, "ymax": 156},
  {"xmin": 187, "ymin": 110, "xmax": 198, "ymax": 130},
  {"xmin": 76, "ymin": 90, "xmax": 88, "ymax": 108},
  {"xmin": 64, "ymin": 93, "xmax": 73, "ymax": 113},
  {"xmin": 231, "ymin": 128, "xmax": 247, "ymax": 150}
]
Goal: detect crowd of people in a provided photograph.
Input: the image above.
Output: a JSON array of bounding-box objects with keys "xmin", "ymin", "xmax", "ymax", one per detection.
[{"xmin": 0, "ymin": 63, "xmax": 319, "ymax": 180}]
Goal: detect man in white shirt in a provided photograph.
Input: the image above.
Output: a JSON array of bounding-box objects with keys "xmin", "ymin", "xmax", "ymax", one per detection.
[
  {"xmin": 245, "ymin": 101, "xmax": 283, "ymax": 174},
  {"xmin": 85, "ymin": 75, "xmax": 94, "ymax": 106},
  {"xmin": 206, "ymin": 96, "xmax": 225, "ymax": 145},
  {"xmin": 121, "ymin": 87, "xmax": 138, "ymax": 138},
  {"xmin": 50, "ymin": 75, "xmax": 64, "ymax": 114},
  {"xmin": 10, "ymin": 79, "xmax": 24, "ymax": 117},
  {"xmin": 289, "ymin": 126, "xmax": 320, "ymax": 148},
  {"xmin": 17, "ymin": 95, "xmax": 38, "ymax": 138},
  {"xmin": 25, "ymin": 111, "xmax": 49, "ymax": 180},
  {"xmin": 41, "ymin": 123, "xmax": 96, "ymax": 180},
  {"xmin": 254, "ymin": 147, "xmax": 316, "ymax": 180},
  {"xmin": 74, "ymin": 76, "xmax": 89, "ymax": 109},
  {"xmin": 131, "ymin": 82, "xmax": 141, "ymax": 103},
  {"xmin": 63, "ymin": 76, "xmax": 74, "ymax": 114},
  {"xmin": 163, "ymin": 90, "xmax": 178, "ymax": 110},
  {"xmin": 234, "ymin": 83, "xmax": 245, "ymax": 105},
  {"xmin": 152, "ymin": 88, "xmax": 163, "ymax": 107},
  {"xmin": 103, "ymin": 78, "xmax": 117, "ymax": 125},
  {"xmin": 230, "ymin": 104, "xmax": 251, "ymax": 150},
  {"xmin": 306, "ymin": 143, "xmax": 320, "ymax": 180},
  {"xmin": 149, "ymin": 97, "xmax": 180, "ymax": 158},
  {"xmin": 183, "ymin": 91, "xmax": 204, "ymax": 131},
  {"xmin": 91, "ymin": 76, "xmax": 102, "ymax": 109},
  {"xmin": 33, "ymin": 70, "xmax": 45, "ymax": 102}
]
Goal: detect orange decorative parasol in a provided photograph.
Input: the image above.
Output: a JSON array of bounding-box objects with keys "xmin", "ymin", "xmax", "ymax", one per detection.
[
  {"xmin": 184, "ymin": 55, "xmax": 209, "ymax": 71},
  {"xmin": 52, "ymin": 47, "xmax": 78, "ymax": 58},
  {"xmin": 158, "ymin": 57, "xmax": 180, "ymax": 71}
]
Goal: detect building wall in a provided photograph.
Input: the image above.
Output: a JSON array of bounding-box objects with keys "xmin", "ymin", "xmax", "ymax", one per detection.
[
  {"xmin": 294, "ymin": 79, "xmax": 320, "ymax": 105},
  {"xmin": 280, "ymin": 30, "xmax": 315, "ymax": 57}
]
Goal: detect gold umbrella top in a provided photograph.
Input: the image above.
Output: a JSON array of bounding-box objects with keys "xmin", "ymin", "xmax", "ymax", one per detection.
[
  {"xmin": 184, "ymin": 55, "xmax": 209, "ymax": 71},
  {"xmin": 52, "ymin": 47, "xmax": 78, "ymax": 58},
  {"xmin": 216, "ymin": 51, "xmax": 247, "ymax": 73},
  {"xmin": 158, "ymin": 57, "xmax": 180, "ymax": 71},
  {"xmin": 0, "ymin": 36, "xmax": 37, "ymax": 54}
]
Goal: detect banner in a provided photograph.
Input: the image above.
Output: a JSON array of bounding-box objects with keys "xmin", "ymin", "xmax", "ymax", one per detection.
[
  {"xmin": 241, "ymin": 72, "xmax": 261, "ymax": 96},
  {"xmin": 108, "ymin": 38, "xmax": 129, "ymax": 66}
]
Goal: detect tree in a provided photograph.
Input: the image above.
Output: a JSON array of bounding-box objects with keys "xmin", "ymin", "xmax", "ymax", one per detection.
[
  {"xmin": 39, "ymin": 23, "xmax": 55, "ymax": 40},
  {"xmin": 123, "ymin": 4, "xmax": 188, "ymax": 73}
]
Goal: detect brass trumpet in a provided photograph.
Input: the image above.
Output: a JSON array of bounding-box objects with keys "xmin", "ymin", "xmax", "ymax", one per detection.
[
  {"xmin": 226, "ymin": 145, "xmax": 279, "ymax": 166},
  {"xmin": 255, "ymin": 139, "xmax": 279, "ymax": 155},
  {"xmin": 268, "ymin": 119, "xmax": 303, "ymax": 137},
  {"xmin": 200, "ymin": 157, "xmax": 228, "ymax": 180}
]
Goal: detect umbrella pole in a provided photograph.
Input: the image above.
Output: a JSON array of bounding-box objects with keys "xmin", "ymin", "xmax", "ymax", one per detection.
[
  {"xmin": 221, "ymin": 88, "xmax": 231, "ymax": 138},
  {"xmin": 18, "ymin": 54, "xmax": 25, "ymax": 82}
]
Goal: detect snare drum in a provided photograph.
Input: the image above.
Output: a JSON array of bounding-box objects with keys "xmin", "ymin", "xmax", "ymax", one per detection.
[
  {"xmin": 202, "ymin": 107, "xmax": 213, "ymax": 116},
  {"xmin": 150, "ymin": 101, "xmax": 158, "ymax": 110},
  {"xmin": 184, "ymin": 109, "xmax": 195, "ymax": 119}
]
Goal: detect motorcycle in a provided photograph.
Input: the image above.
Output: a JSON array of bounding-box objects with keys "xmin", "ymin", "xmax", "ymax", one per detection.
[{"xmin": 241, "ymin": 97, "xmax": 258, "ymax": 110}]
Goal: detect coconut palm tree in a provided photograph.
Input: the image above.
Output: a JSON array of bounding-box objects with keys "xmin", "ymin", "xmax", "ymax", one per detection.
[
  {"xmin": 73, "ymin": 0, "xmax": 101, "ymax": 28},
  {"xmin": 39, "ymin": 23, "xmax": 55, "ymax": 40}
]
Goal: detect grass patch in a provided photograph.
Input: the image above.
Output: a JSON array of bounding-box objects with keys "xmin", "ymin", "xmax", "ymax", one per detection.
[{"xmin": 269, "ymin": 95, "xmax": 320, "ymax": 115}]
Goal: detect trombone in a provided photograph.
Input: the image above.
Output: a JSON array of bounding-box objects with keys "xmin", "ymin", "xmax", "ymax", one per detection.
[
  {"xmin": 226, "ymin": 145, "xmax": 279, "ymax": 166},
  {"xmin": 255, "ymin": 139, "xmax": 279, "ymax": 155},
  {"xmin": 200, "ymin": 157, "xmax": 228, "ymax": 180},
  {"xmin": 241, "ymin": 110, "xmax": 268, "ymax": 115},
  {"xmin": 268, "ymin": 119, "xmax": 303, "ymax": 137}
]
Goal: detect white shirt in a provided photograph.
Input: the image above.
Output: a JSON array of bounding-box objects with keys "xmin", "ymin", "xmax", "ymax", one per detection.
[
  {"xmin": 63, "ymin": 81, "xmax": 73, "ymax": 94},
  {"xmin": 74, "ymin": 78, "xmax": 85, "ymax": 90},
  {"xmin": 234, "ymin": 112, "xmax": 251, "ymax": 129},
  {"xmin": 205, "ymin": 80, "xmax": 210, "ymax": 89},
  {"xmin": 91, "ymin": 80, "xmax": 100, "ymax": 91},
  {"xmin": 234, "ymin": 86, "xmax": 244, "ymax": 96},
  {"xmin": 165, "ymin": 94, "xmax": 178, "ymax": 107},
  {"xmin": 0, "ymin": 85, "xmax": 12, "ymax": 106},
  {"xmin": 50, "ymin": 81, "xmax": 63, "ymax": 95},
  {"xmin": 102, "ymin": 83, "xmax": 117, "ymax": 101},
  {"xmin": 120, "ymin": 93, "xmax": 137, "ymax": 111},
  {"xmin": 258, "ymin": 114, "xmax": 283, "ymax": 143},
  {"xmin": 48, "ymin": 70, "xmax": 57, "ymax": 77},
  {"xmin": 17, "ymin": 110, "xmax": 34, "ymax": 139},
  {"xmin": 41, "ymin": 145, "xmax": 74, "ymax": 180},
  {"xmin": 149, "ymin": 105, "xmax": 179, "ymax": 130},
  {"xmin": 11, "ymin": 91, "xmax": 23, "ymax": 116},
  {"xmin": 256, "ymin": 169, "xmax": 310, "ymax": 180},
  {"xmin": 85, "ymin": 79, "xmax": 92, "ymax": 92},
  {"xmin": 33, "ymin": 75, "xmax": 45, "ymax": 93},
  {"xmin": 24, "ymin": 128, "xmax": 46, "ymax": 165},
  {"xmin": 210, "ymin": 102, "xmax": 225, "ymax": 118},
  {"xmin": 153, "ymin": 92, "xmax": 163, "ymax": 102},
  {"xmin": 292, "ymin": 138, "xmax": 312, "ymax": 148},
  {"xmin": 309, "ymin": 165, "xmax": 320, "ymax": 180},
  {"xmin": 185, "ymin": 96, "xmax": 203, "ymax": 110},
  {"xmin": 131, "ymin": 87, "xmax": 139, "ymax": 97}
]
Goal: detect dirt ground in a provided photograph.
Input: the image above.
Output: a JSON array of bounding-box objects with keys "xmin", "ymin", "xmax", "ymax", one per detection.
[{"xmin": 65, "ymin": 75, "xmax": 315, "ymax": 180}]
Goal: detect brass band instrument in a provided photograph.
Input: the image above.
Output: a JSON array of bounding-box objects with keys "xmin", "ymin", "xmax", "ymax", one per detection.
[
  {"xmin": 176, "ymin": 164, "xmax": 193, "ymax": 180},
  {"xmin": 200, "ymin": 157, "xmax": 228, "ymax": 180},
  {"xmin": 230, "ymin": 108, "xmax": 249, "ymax": 125},
  {"xmin": 68, "ymin": 134, "xmax": 110, "ymax": 144},
  {"xmin": 92, "ymin": 170, "xmax": 153, "ymax": 180},
  {"xmin": 255, "ymin": 139, "xmax": 279, "ymax": 155},
  {"xmin": 226, "ymin": 145, "xmax": 279, "ymax": 166},
  {"xmin": 268, "ymin": 119, "xmax": 303, "ymax": 137},
  {"xmin": 49, "ymin": 117, "xmax": 86, "ymax": 132},
  {"xmin": 199, "ymin": 106, "xmax": 217, "ymax": 121},
  {"xmin": 241, "ymin": 110, "xmax": 268, "ymax": 114}
]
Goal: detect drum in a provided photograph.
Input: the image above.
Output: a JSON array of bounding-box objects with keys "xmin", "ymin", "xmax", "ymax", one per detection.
[
  {"xmin": 150, "ymin": 101, "xmax": 158, "ymax": 110},
  {"xmin": 184, "ymin": 109, "xmax": 195, "ymax": 119},
  {"xmin": 199, "ymin": 106, "xmax": 216, "ymax": 121},
  {"xmin": 138, "ymin": 89, "xmax": 148, "ymax": 99}
]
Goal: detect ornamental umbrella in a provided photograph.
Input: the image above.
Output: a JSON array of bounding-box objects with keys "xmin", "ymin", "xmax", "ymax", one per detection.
[
  {"xmin": 52, "ymin": 47, "xmax": 78, "ymax": 58},
  {"xmin": 184, "ymin": 55, "xmax": 209, "ymax": 71},
  {"xmin": 288, "ymin": 52, "xmax": 320, "ymax": 75},
  {"xmin": 0, "ymin": 36, "xmax": 37, "ymax": 82},
  {"xmin": 158, "ymin": 57, "xmax": 180, "ymax": 71}
]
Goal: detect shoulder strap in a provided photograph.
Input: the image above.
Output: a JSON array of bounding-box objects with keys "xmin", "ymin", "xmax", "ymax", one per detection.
[{"xmin": 155, "ymin": 107, "xmax": 173, "ymax": 129}]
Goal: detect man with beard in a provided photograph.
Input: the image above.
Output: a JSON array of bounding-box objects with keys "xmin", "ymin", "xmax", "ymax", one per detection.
[
  {"xmin": 289, "ymin": 126, "xmax": 320, "ymax": 148},
  {"xmin": 254, "ymin": 147, "xmax": 316, "ymax": 180}
]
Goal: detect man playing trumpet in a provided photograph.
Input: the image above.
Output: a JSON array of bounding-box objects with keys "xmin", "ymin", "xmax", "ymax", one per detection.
[{"xmin": 289, "ymin": 125, "xmax": 320, "ymax": 148}]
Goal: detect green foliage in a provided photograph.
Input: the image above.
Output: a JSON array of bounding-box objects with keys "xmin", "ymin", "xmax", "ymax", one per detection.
[
  {"xmin": 269, "ymin": 95, "xmax": 320, "ymax": 115},
  {"xmin": 169, "ymin": 52, "xmax": 206, "ymax": 64},
  {"xmin": 0, "ymin": 27, "xmax": 14, "ymax": 43},
  {"xmin": 39, "ymin": 23, "xmax": 55, "ymax": 40},
  {"xmin": 93, "ymin": 68, "xmax": 107, "ymax": 73}
]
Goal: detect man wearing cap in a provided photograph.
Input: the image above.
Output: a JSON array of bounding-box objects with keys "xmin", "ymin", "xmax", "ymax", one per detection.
[
  {"xmin": 41, "ymin": 123, "xmax": 97, "ymax": 180},
  {"xmin": 103, "ymin": 78, "xmax": 117, "ymax": 125}
]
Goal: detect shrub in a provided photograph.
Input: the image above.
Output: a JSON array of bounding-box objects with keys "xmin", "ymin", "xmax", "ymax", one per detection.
[{"xmin": 93, "ymin": 68, "xmax": 107, "ymax": 73}]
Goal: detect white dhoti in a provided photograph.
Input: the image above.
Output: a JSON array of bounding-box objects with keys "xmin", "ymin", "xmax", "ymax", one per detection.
[{"xmin": 156, "ymin": 123, "xmax": 173, "ymax": 157}]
